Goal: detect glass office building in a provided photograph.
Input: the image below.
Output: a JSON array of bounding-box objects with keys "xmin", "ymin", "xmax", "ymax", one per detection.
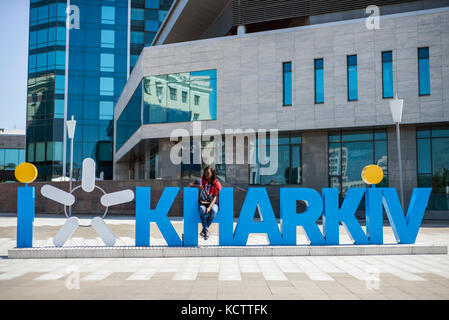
[{"xmin": 26, "ymin": 0, "xmax": 174, "ymax": 180}]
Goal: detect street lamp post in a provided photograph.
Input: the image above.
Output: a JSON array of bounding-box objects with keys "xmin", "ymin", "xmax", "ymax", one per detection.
[
  {"xmin": 389, "ymin": 93, "xmax": 404, "ymax": 209},
  {"xmin": 66, "ymin": 115, "xmax": 76, "ymax": 216}
]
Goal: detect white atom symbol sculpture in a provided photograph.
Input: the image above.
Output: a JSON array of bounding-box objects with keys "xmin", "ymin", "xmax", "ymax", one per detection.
[{"xmin": 41, "ymin": 158, "xmax": 134, "ymax": 247}]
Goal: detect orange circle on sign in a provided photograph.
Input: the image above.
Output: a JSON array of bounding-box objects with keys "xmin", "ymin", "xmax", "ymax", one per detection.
[
  {"xmin": 361, "ymin": 165, "xmax": 384, "ymax": 185},
  {"xmin": 14, "ymin": 162, "xmax": 38, "ymax": 184}
]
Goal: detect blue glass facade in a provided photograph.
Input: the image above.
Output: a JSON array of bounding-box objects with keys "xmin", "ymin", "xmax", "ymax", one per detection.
[
  {"xmin": 130, "ymin": 0, "xmax": 174, "ymax": 72},
  {"xmin": 347, "ymin": 55, "xmax": 358, "ymax": 101},
  {"xmin": 0, "ymin": 149, "xmax": 26, "ymax": 171},
  {"xmin": 26, "ymin": 0, "xmax": 174, "ymax": 180},
  {"xmin": 418, "ymin": 47, "xmax": 431, "ymax": 96},
  {"xmin": 65, "ymin": 0, "xmax": 128, "ymax": 179},
  {"xmin": 27, "ymin": 0, "xmax": 67, "ymax": 180},
  {"xmin": 382, "ymin": 51, "xmax": 394, "ymax": 98}
]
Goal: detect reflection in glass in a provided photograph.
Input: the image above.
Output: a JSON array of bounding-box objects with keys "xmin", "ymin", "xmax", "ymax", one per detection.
[
  {"xmin": 417, "ymin": 126, "xmax": 449, "ymax": 210},
  {"xmin": 329, "ymin": 129, "xmax": 388, "ymax": 200},
  {"xmin": 142, "ymin": 69, "xmax": 217, "ymax": 125},
  {"xmin": 250, "ymin": 133, "xmax": 301, "ymax": 185}
]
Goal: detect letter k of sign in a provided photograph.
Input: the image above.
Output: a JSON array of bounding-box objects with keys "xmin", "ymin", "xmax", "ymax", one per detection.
[{"xmin": 41, "ymin": 158, "xmax": 134, "ymax": 247}]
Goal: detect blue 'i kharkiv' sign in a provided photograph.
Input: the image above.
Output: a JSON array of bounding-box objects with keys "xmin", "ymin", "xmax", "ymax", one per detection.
[{"xmin": 16, "ymin": 160, "xmax": 432, "ymax": 248}]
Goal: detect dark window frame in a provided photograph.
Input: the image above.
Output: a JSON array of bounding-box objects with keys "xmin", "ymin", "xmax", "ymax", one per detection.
[
  {"xmin": 314, "ymin": 58, "xmax": 324, "ymax": 104},
  {"xmin": 249, "ymin": 131, "xmax": 303, "ymax": 186},
  {"xmin": 418, "ymin": 47, "xmax": 431, "ymax": 97},
  {"xmin": 282, "ymin": 61, "xmax": 292, "ymax": 107},
  {"xmin": 347, "ymin": 54, "xmax": 358, "ymax": 102},
  {"xmin": 382, "ymin": 50, "xmax": 394, "ymax": 99}
]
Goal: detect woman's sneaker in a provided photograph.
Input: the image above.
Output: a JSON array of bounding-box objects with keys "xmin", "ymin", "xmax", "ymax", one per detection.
[
  {"xmin": 204, "ymin": 229, "xmax": 210, "ymax": 240},
  {"xmin": 200, "ymin": 229, "xmax": 205, "ymax": 238}
]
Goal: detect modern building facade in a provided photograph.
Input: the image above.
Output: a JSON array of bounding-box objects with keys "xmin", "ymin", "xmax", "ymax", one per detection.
[
  {"xmin": 0, "ymin": 130, "xmax": 26, "ymax": 182},
  {"xmin": 26, "ymin": 0, "xmax": 174, "ymax": 181},
  {"xmin": 114, "ymin": 0, "xmax": 449, "ymax": 219}
]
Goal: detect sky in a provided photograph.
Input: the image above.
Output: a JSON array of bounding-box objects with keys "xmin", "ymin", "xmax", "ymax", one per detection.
[{"xmin": 0, "ymin": 0, "xmax": 29, "ymax": 131}]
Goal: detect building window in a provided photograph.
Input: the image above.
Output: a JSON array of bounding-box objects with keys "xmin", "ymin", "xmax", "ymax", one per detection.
[
  {"xmin": 347, "ymin": 55, "xmax": 358, "ymax": 101},
  {"xmin": 250, "ymin": 132, "xmax": 302, "ymax": 185},
  {"xmin": 382, "ymin": 51, "xmax": 394, "ymax": 98},
  {"xmin": 35, "ymin": 142, "xmax": 45, "ymax": 162},
  {"xmin": 0, "ymin": 149, "xmax": 25, "ymax": 170},
  {"xmin": 100, "ymin": 53, "xmax": 115, "ymax": 72},
  {"xmin": 329, "ymin": 129, "xmax": 388, "ymax": 199},
  {"xmin": 169, "ymin": 87, "xmax": 177, "ymax": 100},
  {"xmin": 194, "ymin": 95, "xmax": 200, "ymax": 106},
  {"xmin": 283, "ymin": 62, "xmax": 292, "ymax": 106},
  {"xmin": 100, "ymin": 77, "xmax": 114, "ymax": 96},
  {"xmin": 314, "ymin": 58, "xmax": 324, "ymax": 104},
  {"xmin": 101, "ymin": 30, "xmax": 115, "ymax": 48},
  {"xmin": 418, "ymin": 47, "xmax": 430, "ymax": 96},
  {"xmin": 181, "ymin": 139, "xmax": 226, "ymax": 182},
  {"xmin": 417, "ymin": 126, "xmax": 449, "ymax": 210},
  {"xmin": 182, "ymin": 91, "xmax": 188, "ymax": 103},
  {"xmin": 55, "ymin": 75, "xmax": 65, "ymax": 94},
  {"xmin": 99, "ymin": 101, "xmax": 114, "ymax": 120},
  {"xmin": 101, "ymin": 6, "xmax": 115, "ymax": 24}
]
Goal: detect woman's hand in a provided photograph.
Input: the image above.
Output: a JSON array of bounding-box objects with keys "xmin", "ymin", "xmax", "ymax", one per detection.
[{"xmin": 206, "ymin": 206, "xmax": 211, "ymax": 214}]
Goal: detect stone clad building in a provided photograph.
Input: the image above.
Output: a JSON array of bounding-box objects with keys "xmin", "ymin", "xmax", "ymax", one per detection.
[{"xmin": 114, "ymin": 0, "xmax": 449, "ymax": 219}]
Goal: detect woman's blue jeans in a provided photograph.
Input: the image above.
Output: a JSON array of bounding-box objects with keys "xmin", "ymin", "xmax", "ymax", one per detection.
[{"xmin": 199, "ymin": 204, "xmax": 218, "ymax": 231}]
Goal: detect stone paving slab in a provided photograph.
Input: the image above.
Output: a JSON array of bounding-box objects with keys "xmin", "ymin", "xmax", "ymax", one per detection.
[{"xmin": 8, "ymin": 244, "xmax": 448, "ymax": 259}]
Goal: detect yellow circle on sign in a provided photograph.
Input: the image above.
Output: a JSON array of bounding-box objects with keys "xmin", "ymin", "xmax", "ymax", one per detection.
[
  {"xmin": 15, "ymin": 162, "xmax": 38, "ymax": 184},
  {"xmin": 361, "ymin": 165, "xmax": 384, "ymax": 185}
]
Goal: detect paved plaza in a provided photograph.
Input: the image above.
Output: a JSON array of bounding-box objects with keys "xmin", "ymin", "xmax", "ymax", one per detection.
[{"xmin": 1, "ymin": 214, "xmax": 449, "ymax": 300}]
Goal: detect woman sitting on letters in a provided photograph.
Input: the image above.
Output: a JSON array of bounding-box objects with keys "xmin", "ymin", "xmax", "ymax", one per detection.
[{"xmin": 189, "ymin": 167, "xmax": 222, "ymax": 240}]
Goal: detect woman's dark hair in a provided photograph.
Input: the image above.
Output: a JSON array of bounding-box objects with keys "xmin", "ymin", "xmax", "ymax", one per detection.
[{"xmin": 202, "ymin": 166, "xmax": 216, "ymax": 182}]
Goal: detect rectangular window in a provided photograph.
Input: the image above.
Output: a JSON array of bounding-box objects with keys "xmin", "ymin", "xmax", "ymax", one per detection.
[
  {"xmin": 56, "ymin": 51, "xmax": 65, "ymax": 69},
  {"xmin": 55, "ymin": 75, "xmax": 65, "ymax": 94},
  {"xmin": 101, "ymin": 30, "xmax": 115, "ymax": 48},
  {"xmin": 169, "ymin": 87, "xmax": 177, "ymax": 100},
  {"xmin": 417, "ymin": 126, "xmax": 449, "ymax": 210},
  {"xmin": 182, "ymin": 91, "xmax": 188, "ymax": 103},
  {"xmin": 382, "ymin": 51, "xmax": 394, "ymax": 98},
  {"xmin": 27, "ymin": 143, "xmax": 35, "ymax": 162},
  {"xmin": 101, "ymin": 6, "xmax": 115, "ymax": 24},
  {"xmin": 46, "ymin": 142, "xmax": 53, "ymax": 161},
  {"xmin": 100, "ymin": 77, "xmax": 114, "ymax": 96},
  {"xmin": 53, "ymin": 142, "xmax": 63, "ymax": 162},
  {"xmin": 250, "ymin": 132, "xmax": 302, "ymax": 185},
  {"xmin": 283, "ymin": 62, "xmax": 292, "ymax": 106},
  {"xmin": 35, "ymin": 142, "xmax": 45, "ymax": 162},
  {"xmin": 56, "ymin": 26, "xmax": 66, "ymax": 45},
  {"xmin": 100, "ymin": 53, "xmax": 114, "ymax": 72},
  {"xmin": 194, "ymin": 95, "xmax": 200, "ymax": 106},
  {"xmin": 314, "ymin": 58, "xmax": 324, "ymax": 104},
  {"xmin": 347, "ymin": 55, "xmax": 358, "ymax": 101},
  {"xmin": 99, "ymin": 101, "xmax": 114, "ymax": 120},
  {"xmin": 418, "ymin": 47, "xmax": 430, "ymax": 96},
  {"xmin": 329, "ymin": 129, "xmax": 388, "ymax": 202},
  {"xmin": 54, "ymin": 99, "xmax": 64, "ymax": 118}
]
